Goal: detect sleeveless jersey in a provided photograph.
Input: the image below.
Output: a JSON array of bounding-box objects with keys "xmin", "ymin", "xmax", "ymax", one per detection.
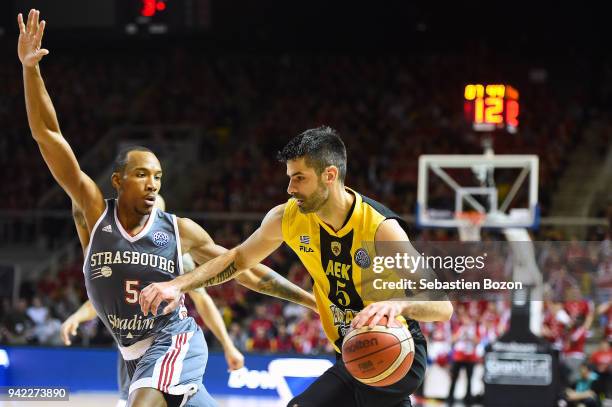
[
  {"xmin": 84, "ymin": 199, "xmax": 187, "ymax": 349},
  {"xmin": 282, "ymin": 188, "xmax": 425, "ymax": 353}
]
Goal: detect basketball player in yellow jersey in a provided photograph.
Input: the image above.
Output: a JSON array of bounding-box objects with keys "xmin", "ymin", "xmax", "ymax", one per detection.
[{"xmin": 141, "ymin": 126, "xmax": 453, "ymax": 407}]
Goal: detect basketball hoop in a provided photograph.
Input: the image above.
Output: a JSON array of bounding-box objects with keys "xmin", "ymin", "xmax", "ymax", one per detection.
[{"xmin": 456, "ymin": 211, "xmax": 486, "ymax": 242}]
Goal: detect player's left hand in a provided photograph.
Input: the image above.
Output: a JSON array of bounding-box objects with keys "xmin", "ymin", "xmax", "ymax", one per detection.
[
  {"xmin": 139, "ymin": 281, "xmax": 182, "ymax": 316},
  {"xmin": 351, "ymin": 301, "xmax": 405, "ymax": 329},
  {"xmin": 60, "ymin": 315, "xmax": 79, "ymax": 346},
  {"xmin": 224, "ymin": 344, "xmax": 245, "ymax": 371}
]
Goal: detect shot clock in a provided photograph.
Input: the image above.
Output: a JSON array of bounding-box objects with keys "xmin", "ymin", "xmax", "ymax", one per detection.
[{"xmin": 464, "ymin": 84, "xmax": 519, "ymax": 133}]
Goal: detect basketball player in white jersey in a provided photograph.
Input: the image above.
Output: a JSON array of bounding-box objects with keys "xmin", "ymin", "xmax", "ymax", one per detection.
[
  {"xmin": 61, "ymin": 196, "xmax": 246, "ymax": 407},
  {"xmin": 18, "ymin": 10, "xmax": 315, "ymax": 406}
]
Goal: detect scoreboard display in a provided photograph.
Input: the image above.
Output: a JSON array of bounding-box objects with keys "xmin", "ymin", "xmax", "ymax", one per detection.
[
  {"xmin": 464, "ymin": 84, "xmax": 519, "ymax": 133},
  {"xmin": 12, "ymin": 0, "xmax": 210, "ymax": 33},
  {"xmin": 123, "ymin": 0, "xmax": 211, "ymax": 35}
]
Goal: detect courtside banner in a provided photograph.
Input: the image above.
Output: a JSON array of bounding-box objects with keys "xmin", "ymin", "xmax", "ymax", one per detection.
[
  {"xmin": 0, "ymin": 347, "xmax": 334, "ymax": 399},
  {"xmin": 205, "ymin": 353, "xmax": 334, "ymax": 398}
]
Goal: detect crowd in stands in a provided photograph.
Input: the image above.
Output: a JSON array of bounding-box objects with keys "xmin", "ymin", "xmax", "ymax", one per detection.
[{"xmin": 0, "ymin": 48, "xmax": 592, "ymax": 226}]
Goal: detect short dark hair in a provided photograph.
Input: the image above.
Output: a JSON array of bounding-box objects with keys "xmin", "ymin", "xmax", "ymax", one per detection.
[
  {"xmin": 113, "ymin": 146, "xmax": 154, "ymax": 173},
  {"xmin": 277, "ymin": 126, "xmax": 347, "ymax": 182}
]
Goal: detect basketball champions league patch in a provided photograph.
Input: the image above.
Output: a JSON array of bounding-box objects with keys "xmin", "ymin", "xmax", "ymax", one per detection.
[
  {"xmin": 354, "ymin": 248, "xmax": 371, "ymax": 268},
  {"xmin": 152, "ymin": 231, "xmax": 170, "ymax": 247}
]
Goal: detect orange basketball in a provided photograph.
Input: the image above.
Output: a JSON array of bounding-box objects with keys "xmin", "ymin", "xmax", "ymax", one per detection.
[{"xmin": 342, "ymin": 316, "xmax": 414, "ymax": 387}]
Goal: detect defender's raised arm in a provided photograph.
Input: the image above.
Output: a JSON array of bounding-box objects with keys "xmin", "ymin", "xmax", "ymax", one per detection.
[{"xmin": 18, "ymin": 10, "xmax": 103, "ymax": 227}]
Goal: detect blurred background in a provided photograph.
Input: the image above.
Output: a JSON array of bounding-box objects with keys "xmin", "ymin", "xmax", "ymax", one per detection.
[{"xmin": 0, "ymin": 1, "xmax": 611, "ymax": 406}]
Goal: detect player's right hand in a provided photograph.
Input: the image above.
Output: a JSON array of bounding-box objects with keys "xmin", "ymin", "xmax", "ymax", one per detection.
[
  {"xmin": 17, "ymin": 9, "xmax": 49, "ymax": 68},
  {"xmin": 60, "ymin": 316, "xmax": 79, "ymax": 346},
  {"xmin": 139, "ymin": 281, "xmax": 182, "ymax": 316}
]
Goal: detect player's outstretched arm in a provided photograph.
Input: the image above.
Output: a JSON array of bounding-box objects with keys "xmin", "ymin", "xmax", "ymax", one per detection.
[
  {"xmin": 181, "ymin": 218, "xmax": 316, "ymax": 310},
  {"xmin": 18, "ymin": 10, "xmax": 103, "ymax": 226},
  {"xmin": 139, "ymin": 205, "xmax": 286, "ymax": 315},
  {"xmin": 351, "ymin": 219, "xmax": 453, "ymax": 328},
  {"xmin": 235, "ymin": 268, "xmax": 317, "ymax": 312},
  {"xmin": 60, "ymin": 301, "xmax": 97, "ymax": 346},
  {"xmin": 187, "ymin": 287, "xmax": 244, "ymax": 370}
]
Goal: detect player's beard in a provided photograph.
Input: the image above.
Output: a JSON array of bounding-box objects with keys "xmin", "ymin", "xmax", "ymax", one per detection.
[{"xmin": 295, "ymin": 181, "xmax": 329, "ymax": 213}]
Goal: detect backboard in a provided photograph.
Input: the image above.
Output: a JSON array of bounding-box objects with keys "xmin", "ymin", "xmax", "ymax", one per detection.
[{"xmin": 416, "ymin": 154, "xmax": 539, "ymax": 229}]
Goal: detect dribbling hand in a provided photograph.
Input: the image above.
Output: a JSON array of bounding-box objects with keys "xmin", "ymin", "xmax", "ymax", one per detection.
[
  {"xmin": 17, "ymin": 9, "xmax": 49, "ymax": 68},
  {"xmin": 350, "ymin": 301, "xmax": 404, "ymax": 329}
]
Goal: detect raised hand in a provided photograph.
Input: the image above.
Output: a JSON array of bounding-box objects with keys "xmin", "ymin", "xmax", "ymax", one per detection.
[{"xmin": 17, "ymin": 9, "xmax": 49, "ymax": 67}]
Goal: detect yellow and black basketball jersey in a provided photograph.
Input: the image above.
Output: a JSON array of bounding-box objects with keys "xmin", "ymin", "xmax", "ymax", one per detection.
[{"xmin": 282, "ymin": 187, "xmax": 425, "ymax": 353}]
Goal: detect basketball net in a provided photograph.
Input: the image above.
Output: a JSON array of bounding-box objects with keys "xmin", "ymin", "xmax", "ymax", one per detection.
[{"xmin": 456, "ymin": 211, "xmax": 486, "ymax": 242}]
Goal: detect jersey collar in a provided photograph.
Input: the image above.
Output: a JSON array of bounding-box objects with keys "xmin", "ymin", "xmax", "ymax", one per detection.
[{"xmin": 114, "ymin": 199, "xmax": 158, "ymax": 243}]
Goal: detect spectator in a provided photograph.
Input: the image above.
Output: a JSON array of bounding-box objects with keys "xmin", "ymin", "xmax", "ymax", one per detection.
[
  {"xmin": 597, "ymin": 301, "xmax": 612, "ymax": 341},
  {"xmin": 282, "ymin": 301, "xmax": 308, "ymax": 325},
  {"xmin": 275, "ymin": 324, "xmax": 295, "ymax": 353},
  {"xmin": 246, "ymin": 325, "xmax": 277, "ymax": 353},
  {"xmin": 228, "ymin": 322, "xmax": 248, "ymax": 352},
  {"xmin": 447, "ymin": 312, "xmax": 479, "ymax": 406},
  {"xmin": 1, "ymin": 299, "xmax": 34, "ymax": 344},
  {"xmin": 26, "ymin": 297, "xmax": 49, "ymax": 326},
  {"xmin": 425, "ymin": 321, "xmax": 451, "ymax": 367},
  {"xmin": 564, "ymin": 364, "xmax": 600, "ymax": 407},
  {"xmin": 249, "ymin": 304, "xmax": 276, "ymax": 338},
  {"xmin": 589, "ymin": 340, "xmax": 612, "ymax": 399},
  {"xmin": 292, "ymin": 311, "xmax": 320, "ymax": 354},
  {"xmin": 542, "ymin": 301, "xmax": 572, "ymax": 351},
  {"xmin": 33, "ymin": 313, "xmax": 62, "ymax": 346}
]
